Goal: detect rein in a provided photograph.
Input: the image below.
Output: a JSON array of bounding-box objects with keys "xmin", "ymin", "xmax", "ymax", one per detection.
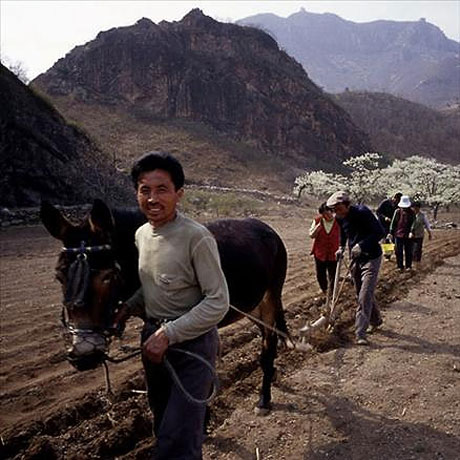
[
  {"xmin": 102, "ymin": 347, "xmax": 218, "ymax": 405},
  {"xmin": 102, "ymin": 302, "xmax": 300, "ymax": 403}
]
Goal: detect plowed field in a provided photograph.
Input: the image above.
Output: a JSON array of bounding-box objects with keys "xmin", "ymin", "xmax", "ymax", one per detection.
[{"xmin": 1, "ymin": 208, "xmax": 459, "ymax": 459}]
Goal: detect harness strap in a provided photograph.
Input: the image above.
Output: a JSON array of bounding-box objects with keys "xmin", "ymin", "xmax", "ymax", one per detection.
[
  {"xmin": 64, "ymin": 255, "xmax": 90, "ymax": 307},
  {"xmin": 62, "ymin": 244, "xmax": 112, "ymax": 253}
]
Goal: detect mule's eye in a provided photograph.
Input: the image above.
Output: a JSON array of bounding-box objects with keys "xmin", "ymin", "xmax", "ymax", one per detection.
[{"xmin": 101, "ymin": 274, "xmax": 112, "ymax": 284}]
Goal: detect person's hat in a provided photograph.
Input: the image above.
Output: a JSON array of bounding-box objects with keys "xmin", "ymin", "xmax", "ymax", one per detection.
[
  {"xmin": 326, "ymin": 191, "xmax": 350, "ymax": 207},
  {"xmin": 398, "ymin": 195, "xmax": 411, "ymax": 208}
]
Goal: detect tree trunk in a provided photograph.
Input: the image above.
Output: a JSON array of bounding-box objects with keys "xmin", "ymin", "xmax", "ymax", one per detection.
[{"xmin": 433, "ymin": 203, "xmax": 440, "ymax": 221}]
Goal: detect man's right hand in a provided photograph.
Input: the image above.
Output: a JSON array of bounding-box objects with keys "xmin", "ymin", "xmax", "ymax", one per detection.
[
  {"xmin": 335, "ymin": 247, "xmax": 345, "ymax": 260},
  {"xmin": 111, "ymin": 303, "xmax": 131, "ymax": 337}
]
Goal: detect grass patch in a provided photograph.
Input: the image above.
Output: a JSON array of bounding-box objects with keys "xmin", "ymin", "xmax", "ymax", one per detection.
[{"xmin": 181, "ymin": 189, "xmax": 263, "ymax": 219}]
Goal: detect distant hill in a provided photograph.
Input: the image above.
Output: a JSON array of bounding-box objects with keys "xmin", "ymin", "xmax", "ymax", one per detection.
[
  {"xmin": 32, "ymin": 9, "xmax": 371, "ymax": 189},
  {"xmin": 238, "ymin": 9, "xmax": 459, "ymax": 109},
  {"xmin": 333, "ymin": 91, "xmax": 460, "ymax": 164},
  {"xmin": 0, "ymin": 64, "xmax": 131, "ymax": 208}
]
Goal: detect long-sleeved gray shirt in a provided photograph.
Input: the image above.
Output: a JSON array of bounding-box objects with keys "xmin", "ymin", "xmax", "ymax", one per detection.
[
  {"xmin": 125, "ymin": 213, "xmax": 229, "ymax": 344},
  {"xmin": 411, "ymin": 212, "xmax": 432, "ymax": 238}
]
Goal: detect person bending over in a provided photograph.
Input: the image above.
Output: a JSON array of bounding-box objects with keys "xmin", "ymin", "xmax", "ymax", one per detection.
[{"xmin": 327, "ymin": 191, "xmax": 385, "ymax": 345}]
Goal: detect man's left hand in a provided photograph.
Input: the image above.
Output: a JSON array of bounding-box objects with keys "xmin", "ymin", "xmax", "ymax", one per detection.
[
  {"xmin": 143, "ymin": 327, "xmax": 170, "ymax": 364},
  {"xmin": 351, "ymin": 244, "xmax": 362, "ymax": 259}
]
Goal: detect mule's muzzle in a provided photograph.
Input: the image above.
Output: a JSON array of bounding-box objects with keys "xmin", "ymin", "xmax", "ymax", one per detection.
[
  {"xmin": 66, "ymin": 331, "xmax": 109, "ymax": 371},
  {"xmin": 67, "ymin": 350, "xmax": 106, "ymax": 371}
]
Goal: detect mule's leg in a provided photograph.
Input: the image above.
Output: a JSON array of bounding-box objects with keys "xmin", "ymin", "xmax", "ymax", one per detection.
[
  {"xmin": 255, "ymin": 327, "xmax": 278, "ymax": 415},
  {"xmin": 254, "ymin": 295, "xmax": 278, "ymax": 415}
]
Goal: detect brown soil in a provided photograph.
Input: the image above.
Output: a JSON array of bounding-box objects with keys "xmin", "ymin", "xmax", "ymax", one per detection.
[{"xmin": 1, "ymin": 206, "xmax": 459, "ymax": 459}]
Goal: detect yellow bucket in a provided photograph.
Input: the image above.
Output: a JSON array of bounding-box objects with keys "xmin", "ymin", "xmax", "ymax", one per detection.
[{"xmin": 381, "ymin": 243, "xmax": 395, "ymax": 255}]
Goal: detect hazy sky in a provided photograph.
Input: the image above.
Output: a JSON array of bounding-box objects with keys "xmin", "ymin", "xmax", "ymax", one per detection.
[{"xmin": 1, "ymin": 1, "xmax": 459, "ymax": 80}]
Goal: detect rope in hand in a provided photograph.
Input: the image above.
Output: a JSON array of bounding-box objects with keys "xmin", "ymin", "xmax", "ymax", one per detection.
[
  {"xmin": 102, "ymin": 346, "xmax": 218, "ymax": 405},
  {"xmin": 228, "ymin": 304, "xmax": 296, "ymax": 348}
]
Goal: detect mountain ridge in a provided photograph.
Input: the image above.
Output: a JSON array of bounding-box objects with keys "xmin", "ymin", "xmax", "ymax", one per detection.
[
  {"xmin": 238, "ymin": 9, "xmax": 459, "ymax": 108},
  {"xmin": 32, "ymin": 9, "xmax": 371, "ymax": 175}
]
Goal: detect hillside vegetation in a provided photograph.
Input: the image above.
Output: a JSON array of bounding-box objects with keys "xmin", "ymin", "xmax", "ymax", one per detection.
[
  {"xmin": 333, "ymin": 91, "xmax": 460, "ymax": 164},
  {"xmin": 32, "ymin": 9, "xmax": 371, "ymax": 189},
  {"xmin": 0, "ymin": 65, "xmax": 131, "ymax": 207}
]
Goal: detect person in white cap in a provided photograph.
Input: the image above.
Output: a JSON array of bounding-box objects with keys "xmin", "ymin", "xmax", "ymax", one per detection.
[
  {"xmin": 389, "ymin": 195, "xmax": 416, "ymax": 272},
  {"xmin": 326, "ymin": 191, "xmax": 385, "ymax": 345}
]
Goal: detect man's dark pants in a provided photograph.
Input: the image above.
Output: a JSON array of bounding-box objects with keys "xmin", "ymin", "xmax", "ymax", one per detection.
[
  {"xmin": 412, "ymin": 237, "xmax": 424, "ymax": 262},
  {"xmin": 395, "ymin": 237, "xmax": 413, "ymax": 269},
  {"xmin": 352, "ymin": 255, "xmax": 382, "ymax": 338},
  {"xmin": 141, "ymin": 322, "xmax": 218, "ymax": 460}
]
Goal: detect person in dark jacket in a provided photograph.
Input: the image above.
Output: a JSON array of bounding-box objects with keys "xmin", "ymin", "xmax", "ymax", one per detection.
[
  {"xmin": 376, "ymin": 192, "xmax": 402, "ymax": 235},
  {"xmin": 390, "ymin": 195, "xmax": 416, "ymax": 272},
  {"xmin": 309, "ymin": 202, "xmax": 340, "ymax": 297},
  {"xmin": 326, "ymin": 191, "xmax": 385, "ymax": 345}
]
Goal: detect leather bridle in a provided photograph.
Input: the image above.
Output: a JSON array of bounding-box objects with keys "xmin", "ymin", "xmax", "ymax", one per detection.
[{"xmin": 60, "ymin": 240, "xmax": 122, "ymax": 334}]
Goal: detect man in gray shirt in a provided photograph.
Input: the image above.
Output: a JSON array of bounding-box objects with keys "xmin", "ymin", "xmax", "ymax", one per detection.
[{"xmin": 115, "ymin": 151, "xmax": 229, "ymax": 459}]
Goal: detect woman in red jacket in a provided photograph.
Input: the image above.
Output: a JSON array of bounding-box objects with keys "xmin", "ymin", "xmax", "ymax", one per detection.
[{"xmin": 309, "ymin": 202, "xmax": 340, "ymax": 296}]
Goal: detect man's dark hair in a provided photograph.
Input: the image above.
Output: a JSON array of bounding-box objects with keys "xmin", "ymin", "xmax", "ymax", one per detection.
[
  {"xmin": 318, "ymin": 202, "xmax": 330, "ymax": 214},
  {"xmin": 131, "ymin": 151, "xmax": 185, "ymax": 191},
  {"xmin": 413, "ymin": 201, "xmax": 421, "ymax": 208},
  {"xmin": 392, "ymin": 192, "xmax": 402, "ymax": 201}
]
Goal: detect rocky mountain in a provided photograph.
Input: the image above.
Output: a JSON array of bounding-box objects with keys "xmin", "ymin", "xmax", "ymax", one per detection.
[
  {"xmin": 0, "ymin": 64, "xmax": 130, "ymax": 208},
  {"xmin": 333, "ymin": 91, "xmax": 460, "ymax": 164},
  {"xmin": 32, "ymin": 9, "xmax": 371, "ymax": 178},
  {"xmin": 238, "ymin": 9, "xmax": 459, "ymax": 109}
]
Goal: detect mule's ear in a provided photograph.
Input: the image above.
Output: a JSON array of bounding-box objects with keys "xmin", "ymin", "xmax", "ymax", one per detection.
[
  {"xmin": 40, "ymin": 201, "xmax": 73, "ymax": 240},
  {"xmin": 89, "ymin": 199, "xmax": 114, "ymax": 234}
]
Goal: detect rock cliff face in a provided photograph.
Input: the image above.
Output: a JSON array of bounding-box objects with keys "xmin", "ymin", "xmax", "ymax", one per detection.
[
  {"xmin": 0, "ymin": 64, "xmax": 130, "ymax": 207},
  {"xmin": 238, "ymin": 9, "xmax": 459, "ymax": 108},
  {"xmin": 33, "ymin": 9, "xmax": 370, "ymax": 169}
]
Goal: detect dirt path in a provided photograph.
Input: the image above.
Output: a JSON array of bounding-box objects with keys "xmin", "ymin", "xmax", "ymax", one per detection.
[{"xmin": 1, "ymin": 212, "xmax": 459, "ymax": 459}]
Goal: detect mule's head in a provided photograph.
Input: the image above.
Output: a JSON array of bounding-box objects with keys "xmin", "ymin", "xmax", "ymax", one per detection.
[{"xmin": 41, "ymin": 200, "xmax": 122, "ymax": 371}]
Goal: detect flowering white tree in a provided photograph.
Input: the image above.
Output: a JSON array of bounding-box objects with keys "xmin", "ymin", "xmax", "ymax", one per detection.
[
  {"xmin": 295, "ymin": 154, "xmax": 459, "ymax": 219},
  {"xmin": 343, "ymin": 153, "xmax": 382, "ymax": 203},
  {"xmin": 293, "ymin": 170, "xmax": 345, "ymax": 199},
  {"xmin": 294, "ymin": 152, "xmax": 382, "ymax": 204},
  {"xmin": 377, "ymin": 156, "xmax": 460, "ymax": 220}
]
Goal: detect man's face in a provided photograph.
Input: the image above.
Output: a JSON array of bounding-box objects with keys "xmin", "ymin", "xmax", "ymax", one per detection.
[
  {"xmin": 137, "ymin": 169, "xmax": 183, "ymax": 228},
  {"xmin": 331, "ymin": 202, "xmax": 350, "ymax": 219}
]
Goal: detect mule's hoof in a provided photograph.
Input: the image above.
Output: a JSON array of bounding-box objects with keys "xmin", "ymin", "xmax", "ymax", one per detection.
[{"xmin": 254, "ymin": 406, "xmax": 271, "ymax": 416}]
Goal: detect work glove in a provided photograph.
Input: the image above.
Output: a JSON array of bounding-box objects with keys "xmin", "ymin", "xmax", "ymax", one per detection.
[
  {"xmin": 351, "ymin": 244, "xmax": 362, "ymax": 259},
  {"xmin": 335, "ymin": 247, "xmax": 345, "ymax": 260},
  {"xmin": 409, "ymin": 232, "xmax": 414, "ymax": 239}
]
